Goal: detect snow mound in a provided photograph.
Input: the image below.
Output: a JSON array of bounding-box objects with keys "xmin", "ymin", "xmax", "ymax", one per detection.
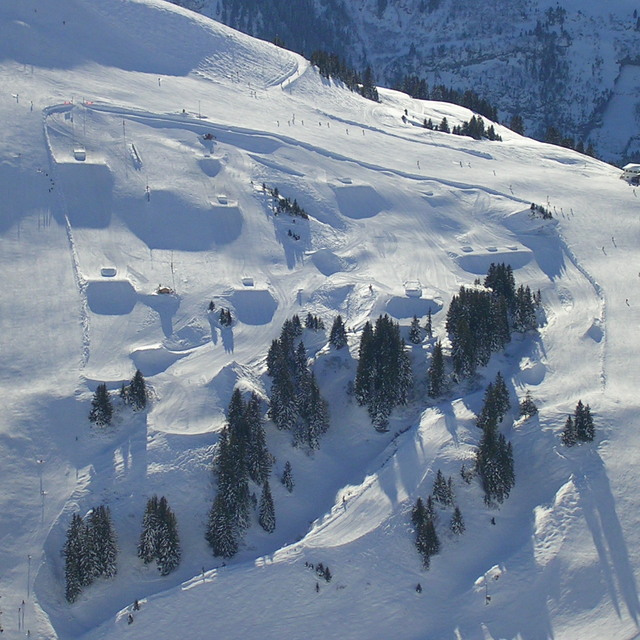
[
  {"xmin": 310, "ymin": 249, "xmax": 350, "ymax": 276},
  {"xmin": 130, "ymin": 344, "xmax": 188, "ymax": 376},
  {"xmin": 516, "ymin": 359, "xmax": 547, "ymax": 386},
  {"xmin": 198, "ymin": 157, "xmax": 222, "ymax": 177},
  {"xmin": 164, "ymin": 317, "xmax": 211, "ymax": 351}
]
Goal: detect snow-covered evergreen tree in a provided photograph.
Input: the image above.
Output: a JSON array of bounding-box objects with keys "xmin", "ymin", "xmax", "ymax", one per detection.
[
  {"xmin": 432, "ymin": 470, "xmax": 454, "ymax": 506},
  {"xmin": 87, "ymin": 505, "xmax": 117, "ymax": 579},
  {"xmin": 427, "ymin": 340, "xmax": 445, "ymax": 398},
  {"xmin": 450, "ymin": 506, "xmax": 465, "ymax": 535},
  {"xmin": 355, "ymin": 315, "xmax": 413, "ymax": 431},
  {"xmin": 561, "ymin": 415, "xmax": 577, "ymax": 447},
  {"xmin": 138, "ymin": 495, "xmax": 160, "ymax": 564},
  {"xmin": 258, "ymin": 480, "xmax": 276, "ymax": 533},
  {"xmin": 89, "ymin": 383, "xmax": 113, "ymax": 427},
  {"xmin": 281, "ymin": 461, "xmax": 294, "ymax": 492},
  {"xmin": 519, "ymin": 390, "xmax": 538, "ymax": 418},
  {"xmin": 138, "ymin": 496, "xmax": 181, "ymax": 575},
  {"xmin": 156, "ymin": 496, "xmax": 181, "ymax": 576},
  {"xmin": 329, "ymin": 314, "xmax": 347, "ymax": 349},
  {"xmin": 129, "ymin": 369, "xmax": 147, "ymax": 411},
  {"xmin": 246, "ymin": 393, "xmax": 272, "ymax": 485},
  {"xmin": 409, "ymin": 315, "xmax": 422, "ymax": 344},
  {"xmin": 63, "ymin": 514, "xmax": 86, "ymax": 603},
  {"xmin": 424, "ymin": 308, "xmax": 433, "ymax": 339}
]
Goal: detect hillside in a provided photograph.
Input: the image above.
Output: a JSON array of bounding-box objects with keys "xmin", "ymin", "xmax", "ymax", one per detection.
[
  {"xmin": 1, "ymin": 1, "xmax": 639, "ymax": 639},
  {"xmin": 185, "ymin": 0, "xmax": 640, "ymax": 164}
]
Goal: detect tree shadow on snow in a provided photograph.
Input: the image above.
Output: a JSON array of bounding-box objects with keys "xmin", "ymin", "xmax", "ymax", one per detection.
[
  {"xmin": 221, "ymin": 327, "xmax": 234, "ymax": 353},
  {"xmin": 574, "ymin": 451, "xmax": 640, "ymax": 624}
]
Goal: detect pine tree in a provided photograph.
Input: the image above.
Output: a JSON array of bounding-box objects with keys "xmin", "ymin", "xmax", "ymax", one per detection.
[
  {"xmin": 281, "ymin": 461, "xmax": 294, "ymax": 492},
  {"xmin": 572, "ymin": 400, "xmax": 595, "ymax": 443},
  {"xmin": 63, "ymin": 514, "xmax": 86, "ymax": 603},
  {"xmin": 409, "ymin": 315, "xmax": 422, "ymax": 344},
  {"xmin": 89, "ymin": 383, "xmax": 113, "ymax": 427},
  {"xmin": 267, "ymin": 318, "xmax": 330, "ymax": 447},
  {"xmin": 428, "ymin": 340, "xmax": 445, "ymax": 398},
  {"xmin": 138, "ymin": 496, "xmax": 181, "ymax": 576},
  {"xmin": 582, "ymin": 403, "xmax": 594, "ymax": 442},
  {"xmin": 301, "ymin": 372, "xmax": 329, "ymax": 450},
  {"xmin": 246, "ymin": 394, "xmax": 272, "ymax": 485},
  {"xmin": 493, "ymin": 372, "xmax": 510, "ymax": 421},
  {"xmin": 432, "ymin": 469, "xmax": 451, "ymax": 505},
  {"xmin": 156, "ymin": 497, "xmax": 181, "ymax": 576},
  {"xmin": 413, "ymin": 496, "xmax": 440, "ymax": 569},
  {"xmin": 305, "ymin": 312, "xmax": 315, "ymax": 330},
  {"xmin": 355, "ymin": 316, "xmax": 413, "ymax": 430},
  {"xmin": 329, "ymin": 315, "xmax": 347, "ymax": 349},
  {"xmin": 354, "ymin": 321, "xmax": 374, "ymax": 406},
  {"xmin": 138, "ymin": 496, "xmax": 160, "ymax": 564},
  {"xmin": 476, "ymin": 429, "xmax": 515, "ymax": 506},
  {"xmin": 87, "ymin": 505, "xmax": 118, "ymax": 579},
  {"xmin": 450, "ymin": 506, "xmax": 465, "ymax": 535},
  {"xmin": 424, "ymin": 309, "xmax": 433, "ymax": 339},
  {"xmin": 258, "ymin": 480, "xmax": 276, "ymax": 533},
  {"xmin": 418, "ymin": 517, "xmax": 440, "ymax": 569},
  {"xmin": 412, "ymin": 497, "xmax": 426, "ymax": 529},
  {"xmin": 513, "ymin": 285, "xmax": 537, "ymax": 332},
  {"xmin": 129, "ymin": 369, "xmax": 147, "ymax": 411},
  {"xmin": 561, "ymin": 415, "xmax": 577, "ymax": 447},
  {"xmin": 206, "ymin": 492, "xmax": 240, "ymax": 558},
  {"xmin": 519, "ymin": 391, "xmax": 538, "ymax": 418}
]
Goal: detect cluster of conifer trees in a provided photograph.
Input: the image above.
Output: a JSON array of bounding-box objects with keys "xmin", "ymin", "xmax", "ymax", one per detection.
[
  {"xmin": 138, "ymin": 496, "xmax": 181, "ymax": 576},
  {"xmin": 412, "ymin": 470, "xmax": 465, "ymax": 568},
  {"xmin": 561, "ymin": 400, "xmax": 595, "ymax": 446},
  {"xmin": 354, "ymin": 315, "xmax": 413, "ymax": 431},
  {"xmin": 120, "ymin": 369, "xmax": 148, "ymax": 411},
  {"xmin": 267, "ymin": 317, "xmax": 330, "ymax": 449},
  {"xmin": 206, "ymin": 390, "xmax": 275, "ymax": 558},
  {"xmin": 397, "ymin": 76, "xmax": 498, "ymax": 121},
  {"xmin": 62, "ymin": 506, "xmax": 118, "ymax": 603},
  {"xmin": 446, "ymin": 263, "xmax": 539, "ymax": 379},
  {"xmin": 262, "ymin": 184, "xmax": 310, "ymax": 219},
  {"xmin": 309, "ymin": 50, "xmax": 379, "ymax": 101},
  {"xmin": 422, "ymin": 115, "xmax": 501, "ymax": 141},
  {"xmin": 89, "ymin": 370, "xmax": 148, "ymax": 428},
  {"xmin": 530, "ymin": 202, "xmax": 553, "ymax": 219},
  {"xmin": 474, "ymin": 373, "xmax": 516, "ymax": 506},
  {"xmin": 63, "ymin": 495, "xmax": 183, "ymax": 603}
]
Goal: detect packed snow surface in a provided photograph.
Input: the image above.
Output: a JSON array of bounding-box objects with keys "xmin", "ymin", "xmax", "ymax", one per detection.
[{"xmin": 1, "ymin": 1, "xmax": 640, "ymax": 640}]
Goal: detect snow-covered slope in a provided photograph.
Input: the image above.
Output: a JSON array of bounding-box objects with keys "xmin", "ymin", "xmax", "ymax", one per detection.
[
  {"xmin": 191, "ymin": 0, "xmax": 640, "ymax": 164},
  {"xmin": 1, "ymin": 1, "xmax": 640, "ymax": 639}
]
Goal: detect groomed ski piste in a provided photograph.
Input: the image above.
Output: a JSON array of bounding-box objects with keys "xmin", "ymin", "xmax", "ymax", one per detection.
[{"xmin": 1, "ymin": 1, "xmax": 640, "ymax": 639}]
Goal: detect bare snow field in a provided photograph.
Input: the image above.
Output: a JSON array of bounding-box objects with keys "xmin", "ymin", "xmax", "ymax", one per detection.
[{"xmin": 0, "ymin": 1, "xmax": 639, "ymax": 640}]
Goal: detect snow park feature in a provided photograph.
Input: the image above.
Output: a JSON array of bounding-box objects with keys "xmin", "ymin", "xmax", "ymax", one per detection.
[{"xmin": 0, "ymin": 1, "xmax": 640, "ymax": 640}]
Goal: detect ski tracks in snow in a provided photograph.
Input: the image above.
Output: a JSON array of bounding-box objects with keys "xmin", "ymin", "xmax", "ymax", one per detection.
[
  {"xmin": 42, "ymin": 107, "xmax": 91, "ymax": 369},
  {"xmin": 555, "ymin": 228, "xmax": 608, "ymax": 390}
]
